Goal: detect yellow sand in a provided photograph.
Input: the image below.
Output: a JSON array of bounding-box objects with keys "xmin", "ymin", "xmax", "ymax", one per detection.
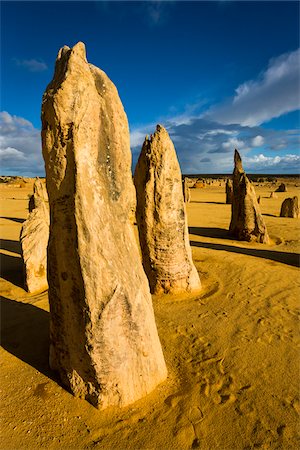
[{"xmin": 1, "ymin": 180, "xmax": 299, "ymax": 449}]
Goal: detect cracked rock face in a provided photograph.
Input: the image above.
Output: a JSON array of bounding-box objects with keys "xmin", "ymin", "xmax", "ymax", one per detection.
[
  {"xmin": 41, "ymin": 42, "xmax": 167, "ymax": 409},
  {"xmin": 134, "ymin": 125, "xmax": 201, "ymax": 295},
  {"xmin": 229, "ymin": 150, "xmax": 269, "ymax": 244},
  {"xmin": 20, "ymin": 178, "xmax": 49, "ymax": 293}
]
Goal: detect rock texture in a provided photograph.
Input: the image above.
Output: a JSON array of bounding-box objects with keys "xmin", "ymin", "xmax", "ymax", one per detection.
[
  {"xmin": 29, "ymin": 177, "xmax": 48, "ymax": 212},
  {"xmin": 229, "ymin": 150, "xmax": 269, "ymax": 244},
  {"xmin": 41, "ymin": 42, "xmax": 167, "ymax": 409},
  {"xmin": 270, "ymin": 192, "xmax": 278, "ymax": 199},
  {"xmin": 226, "ymin": 179, "xmax": 233, "ymax": 204},
  {"xmin": 183, "ymin": 177, "xmax": 191, "ymax": 203},
  {"xmin": 276, "ymin": 183, "xmax": 287, "ymax": 192},
  {"xmin": 280, "ymin": 197, "xmax": 299, "ymax": 218},
  {"xmin": 20, "ymin": 178, "xmax": 49, "ymax": 293},
  {"xmin": 134, "ymin": 125, "xmax": 201, "ymax": 295}
]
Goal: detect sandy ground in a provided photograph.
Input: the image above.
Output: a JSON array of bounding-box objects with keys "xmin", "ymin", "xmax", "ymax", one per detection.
[{"xmin": 0, "ymin": 180, "xmax": 299, "ymax": 450}]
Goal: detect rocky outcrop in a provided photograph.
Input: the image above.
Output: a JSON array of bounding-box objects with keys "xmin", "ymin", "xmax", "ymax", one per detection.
[
  {"xmin": 183, "ymin": 177, "xmax": 191, "ymax": 203},
  {"xmin": 280, "ymin": 197, "xmax": 299, "ymax": 218},
  {"xmin": 41, "ymin": 42, "xmax": 167, "ymax": 409},
  {"xmin": 226, "ymin": 179, "xmax": 233, "ymax": 204},
  {"xmin": 229, "ymin": 150, "xmax": 269, "ymax": 244},
  {"xmin": 20, "ymin": 178, "xmax": 49, "ymax": 293},
  {"xmin": 29, "ymin": 177, "xmax": 48, "ymax": 212},
  {"xmin": 134, "ymin": 125, "xmax": 201, "ymax": 295},
  {"xmin": 276, "ymin": 183, "xmax": 287, "ymax": 192}
]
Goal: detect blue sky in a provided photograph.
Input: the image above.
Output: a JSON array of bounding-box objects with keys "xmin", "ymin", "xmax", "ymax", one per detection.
[{"xmin": 1, "ymin": 0, "xmax": 299, "ymax": 175}]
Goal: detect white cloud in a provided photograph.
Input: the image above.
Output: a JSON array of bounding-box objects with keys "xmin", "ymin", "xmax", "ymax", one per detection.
[
  {"xmin": 130, "ymin": 115, "xmax": 300, "ymax": 174},
  {"xmin": 0, "ymin": 147, "xmax": 26, "ymax": 161},
  {"xmin": 0, "ymin": 111, "xmax": 44, "ymax": 176},
  {"xmin": 208, "ymin": 48, "xmax": 300, "ymax": 126},
  {"xmin": 244, "ymin": 153, "xmax": 300, "ymax": 171},
  {"xmin": 222, "ymin": 137, "xmax": 245, "ymax": 150},
  {"xmin": 252, "ymin": 135, "xmax": 264, "ymax": 147},
  {"xmin": 13, "ymin": 58, "xmax": 48, "ymax": 72}
]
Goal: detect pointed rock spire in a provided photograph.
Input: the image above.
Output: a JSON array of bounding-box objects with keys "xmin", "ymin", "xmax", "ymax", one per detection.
[
  {"xmin": 41, "ymin": 43, "xmax": 167, "ymax": 409},
  {"xmin": 229, "ymin": 149, "xmax": 269, "ymax": 243},
  {"xmin": 134, "ymin": 124, "xmax": 201, "ymax": 294}
]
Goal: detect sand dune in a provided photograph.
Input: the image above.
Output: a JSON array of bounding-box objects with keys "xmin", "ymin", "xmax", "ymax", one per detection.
[{"xmin": 1, "ymin": 181, "xmax": 299, "ymax": 449}]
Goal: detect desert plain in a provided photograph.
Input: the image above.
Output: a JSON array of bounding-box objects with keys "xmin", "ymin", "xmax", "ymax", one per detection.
[{"xmin": 0, "ymin": 177, "xmax": 299, "ymax": 449}]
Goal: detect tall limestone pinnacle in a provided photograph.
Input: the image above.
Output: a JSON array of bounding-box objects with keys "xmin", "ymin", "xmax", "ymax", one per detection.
[
  {"xmin": 41, "ymin": 42, "xmax": 167, "ymax": 409},
  {"xmin": 229, "ymin": 149, "xmax": 269, "ymax": 244},
  {"xmin": 134, "ymin": 124, "xmax": 201, "ymax": 295},
  {"xmin": 20, "ymin": 177, "xmax": 49, "ymax": 293}
]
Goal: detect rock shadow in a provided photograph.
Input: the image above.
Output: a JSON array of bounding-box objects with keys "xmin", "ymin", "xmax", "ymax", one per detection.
[
  {"xmin": 0, "ymin": 217, "xmax": 25, "ymax": 224},
  {"xmin": 0, "ymin": 296, "xmax": 58, "ymax": 382},
  {"xmin": 189, "ymin": 227, "xmax": 235, "ymax": 240},
  {"xmin": 191, "ymin": 201, "xmax": 225, "ymax": 205},
  {"xmin": 190, "ymin": 240, "xmax": 300, "ymax": 268},
  {"xmin": 0, "ymin": 238, "xmax": 21, "ymax": 254},
  {"xmin": 0, "ymin": 252, "xmax": 24, "ymax": 288}
]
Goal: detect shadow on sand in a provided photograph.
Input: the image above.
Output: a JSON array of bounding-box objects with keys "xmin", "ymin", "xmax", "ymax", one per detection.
[
  {"xmin": 0, "ymin": 253, "xmax": 24, "ymax": 289},
  {"xmin": 0, "ymin": 238, "xmax": 24, "ymax": 288},
  {"xmin": 190, "ymin": 240, "xmax": 300, "ymax": 268},
  {"xmin": 189, "ymin": 226, "xmax": 235, "ymax": 240},
  {"xmin": 0, "ymin": 296, "xmax": 58, "ymax": 382},
  {"xmin": 0, "ymin": 217, "xmax": 25, "ymax": 224},
  {"xmin": 191, "ymin": 201, "xmax": 225, "ymax": 205},
  {"xmin": 0, "ymin": 238, "xmax": 21, "ymax": 254}
]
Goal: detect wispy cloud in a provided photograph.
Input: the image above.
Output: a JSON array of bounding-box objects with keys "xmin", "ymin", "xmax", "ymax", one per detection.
[
  {"xmin": 13, "ymin": 58, "xmax": 48, "ymax": 72},
  {"xmin": 207, "ymin": 48, "xmax": 300, "ymax": 126},
  {"xmin": 0, "ymin": 111, "xmax": 44, "ymax": 176},
  {"xmin": 142, "ymin": 0, "xmax": 175, "ymax": 27}
]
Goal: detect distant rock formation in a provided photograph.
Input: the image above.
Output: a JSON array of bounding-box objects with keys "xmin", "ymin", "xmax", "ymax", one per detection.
[
  {"xmin": 183, "ymin": 177, "xmax": 191, "ymax": 203},
  {"xmin": 226, "ymin": 179, "xmax": 233, "ymax": 204},
  {"xmin": 280, "ymin": 197, "xmax": 299, "ymax": 218},
  {"xmin": 276, "ymin": 183, "xmax": 287, "ymax": 193},
  {"xmin": 41, "ymin": 42, "xmax": 167, "ymax": 409},
  {"xmin": 29, "ymin": 177, "xmax": 48, "ymax": 212},
  {"xmin": 134, "ymin": 124, "xmax": 201, "ymax": 295},
  {"xmin": 20, "ymin": 178, "xmax": 49, "ymax": 293},
  {"xmin": 229, "ymin": 150, "xmax": 269, "ymax": 244}
]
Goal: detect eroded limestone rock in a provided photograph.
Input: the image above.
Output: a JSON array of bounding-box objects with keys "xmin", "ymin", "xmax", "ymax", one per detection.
[
  {"xmin": 229, "ymin": 150, "xmax": 269, "ymax": 244},
  {"xmin": 280, "ymin": 197, "xmax": 299, "ymax": 218},
  {"xmin": 41, "ymin": 42, "xmax": 167, "ymax": 409},
  {"xmin": 29, "ymin": 177, "xmax": 48, "ymax": 212},
  {"xmin": 183, "ymin": 177, "xmax": 191, "ymax": 203},
  {"xmin": 276, "ymin": 183, "xmax": 287, "ymax": 192},
  {"xmin": 226, "ymin": 179, "xmax": 233, "ymax": 204},
  {"xmin": 20, "ymin": 178, "xmax": 49, "ymax": 293},
  {"xmin": 134, "ymin": 125, "xmax": 201, "ymax": 295}
]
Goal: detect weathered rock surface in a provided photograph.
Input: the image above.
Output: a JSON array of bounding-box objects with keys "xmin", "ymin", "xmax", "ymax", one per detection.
[
  {"xmin": 41, "ymin": 42, "xmax": 167, "ymax": 409},
  {"xmin": 229, "ymin": 150, "xmax": 269, "ymax": 244},
  {"xmin": 183, "ymin": 177, "xmax": 191, "ymax": 203},
  {"xmin": 134, "ymin": 125, "xmax": 201, "ymax": 295},
  {"xmin": 270, "ymin": 191, "xmax": 278, "ymax": 199},
  {"xmin": 276, "ymin": 183, "xmax": 287, "ymax": 192},
  {"xmin": 20, "ymin": 178, "xmax": 49, "ymax": 293},
  {"xmin": 226, "ymin": 179, "xmax": 233, "ymax": 204},
  {"xmin": 29, "ymin": 177, "xmax": 48, "ymax": 212},
  {"xmin": 280, "ymin": 197, "xmax": 299, "ymax": 218}
]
